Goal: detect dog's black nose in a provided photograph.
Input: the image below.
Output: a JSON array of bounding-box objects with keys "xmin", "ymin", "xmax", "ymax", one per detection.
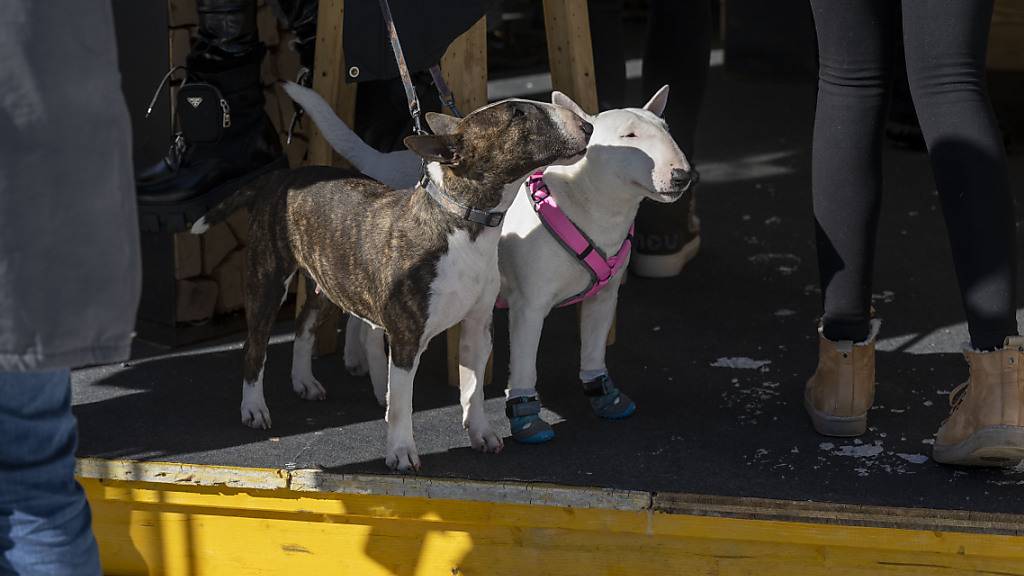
[{"xmin": 671, "ymin": 167, "xmax": 695, "ymax": 190}]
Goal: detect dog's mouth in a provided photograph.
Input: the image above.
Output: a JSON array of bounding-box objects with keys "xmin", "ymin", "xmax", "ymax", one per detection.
[{"xmin": 654, "ymin": 189, "xmax": 685, "ymax": 202}]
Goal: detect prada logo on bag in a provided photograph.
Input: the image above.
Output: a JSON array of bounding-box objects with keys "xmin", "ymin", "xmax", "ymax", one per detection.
[{"xmin": 187, "ymin": 97, "xmax": 204, "ymax": 108}]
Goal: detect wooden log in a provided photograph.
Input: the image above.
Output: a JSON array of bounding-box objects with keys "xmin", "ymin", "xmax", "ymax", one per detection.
[
  {"xmin": 212, "ymin": 249, "xmax": 246, "ymax": 314},
  {"xmin": 175, "ymin": 278, "xmax": 218, "ymax": 323},
  {"xmin": 542, "ymin": 0, "xmax": 599, "ymax": 114},
  {"xmin": 201, "ymin": 222, "xmax": 238, "ymax": 275},
  {"xmin": 173, "ymin": 232, "xmax": 202, "ymax": 280}
]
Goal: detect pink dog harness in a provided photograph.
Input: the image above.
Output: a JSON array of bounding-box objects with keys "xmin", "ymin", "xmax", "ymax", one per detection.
[{"xmin": 497, "ymin": 170, "xmax": 633, "ymax": 309}]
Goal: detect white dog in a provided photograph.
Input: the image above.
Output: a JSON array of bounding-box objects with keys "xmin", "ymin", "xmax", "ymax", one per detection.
[{"xmin": 284, "ymin": 83, "xmax": 693, "ymax": 444}]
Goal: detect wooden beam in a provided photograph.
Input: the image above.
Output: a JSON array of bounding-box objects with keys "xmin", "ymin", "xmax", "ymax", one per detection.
[
  {"xmin": 308, "ymin": 0, "xmax": 357, "ymax": 156},
  {"xmin": 440, "ymin": 17, "xmax": 489, "ymax": 113},
  {"xmin": 542, "ymin": 0, "xmax": 599, "ymax": 114}
]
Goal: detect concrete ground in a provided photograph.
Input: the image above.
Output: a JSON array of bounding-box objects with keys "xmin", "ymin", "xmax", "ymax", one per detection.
[{"xmin": 73, "ymin": 68, "xmax": 1024, "ymax": 515}]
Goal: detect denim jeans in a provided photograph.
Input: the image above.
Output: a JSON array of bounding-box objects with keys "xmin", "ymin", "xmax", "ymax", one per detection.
[{"xmin": 0, "ymin": 370, "xmax": 100, "ymax": 576}]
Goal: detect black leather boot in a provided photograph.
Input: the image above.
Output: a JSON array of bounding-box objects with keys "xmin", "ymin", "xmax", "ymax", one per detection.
[{"xmin": 137, "ymin": 0, "xmax": 286, "ymax": 232}]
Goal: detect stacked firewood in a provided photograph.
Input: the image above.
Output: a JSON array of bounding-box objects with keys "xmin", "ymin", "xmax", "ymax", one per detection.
[{"xmin": 167, "ymin": 0, "xmax": 305, "ymax": 324}]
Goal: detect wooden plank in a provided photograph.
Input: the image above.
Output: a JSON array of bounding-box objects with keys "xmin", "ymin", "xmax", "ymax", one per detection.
[
  {"xmin": 989, "ymin": 0, "xmax": 1024, "ymax": 71},
  {"xmin": 307, "ymin": 0, "xmax": 356, "ymax": 161},
  {"xmin": 542, "ymin": 0, "xmax": 599, "ymax": 114},
  {"xmin": 440, "ymin": 17, "xmax": 488, "ymax": 113},
  {"xmin": 167, "ymin": 0, "xmax": 197, "ymax": 28},
  {"xmin": 78, "ymin": 459, "xmax": 1024, "ymax": 576}
]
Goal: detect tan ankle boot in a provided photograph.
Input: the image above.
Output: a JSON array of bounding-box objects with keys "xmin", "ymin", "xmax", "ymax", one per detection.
[
  {"xmin": 804, "ymin": 323, "xmax": 877, "ymax": 437},
  {"xmin": 933, "ymin": 337, "xmax": 1024, "ymax": 467}
]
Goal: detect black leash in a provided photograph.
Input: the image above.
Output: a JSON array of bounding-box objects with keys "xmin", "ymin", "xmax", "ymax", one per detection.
[
  {"xmin": 377, "ymin": 0, "xmax": 426, "ymax": 134},
  {"xmin": 429, "ymin": 64, "xmax": 462, "ymax": 118}
]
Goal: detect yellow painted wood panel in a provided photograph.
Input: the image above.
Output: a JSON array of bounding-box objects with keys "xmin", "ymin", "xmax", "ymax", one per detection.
[{"xmin": 83, "ymin": 478, "xmax": 1024, "ymax": 576}]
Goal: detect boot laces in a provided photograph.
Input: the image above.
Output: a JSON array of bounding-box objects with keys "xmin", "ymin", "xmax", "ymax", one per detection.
[{"xmin": 946, "ymin": 380, "xmax": 970, "ymax": 417}]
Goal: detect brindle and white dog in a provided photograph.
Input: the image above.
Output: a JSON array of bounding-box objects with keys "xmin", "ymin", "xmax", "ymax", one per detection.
[{"xmin": 191, "ymin": 99, "xmax": 591, "ymax": 471}]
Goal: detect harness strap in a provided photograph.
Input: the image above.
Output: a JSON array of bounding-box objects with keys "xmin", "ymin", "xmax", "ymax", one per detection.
[
  {"xmin": 495, "ymin": 172, "xmax": 632, "ymax": 309},
  {"xmin": 527, "ymin": 171, "xmax": 632, "ymax": 307}
]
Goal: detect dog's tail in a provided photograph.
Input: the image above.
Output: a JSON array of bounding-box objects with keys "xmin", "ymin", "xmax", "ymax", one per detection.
[
  {"xmin": 190, "ymin": 180, "xmax": 262, "ymax": 235},
  {"xmin": 282, "ymin": 81, "xmax": 420, "ymax": 189}
]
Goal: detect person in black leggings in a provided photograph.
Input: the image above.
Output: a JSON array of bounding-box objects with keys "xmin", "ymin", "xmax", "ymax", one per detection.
[{"xmin": 804, "ymin": 0, "xmax": 1024, "ymax": 468}]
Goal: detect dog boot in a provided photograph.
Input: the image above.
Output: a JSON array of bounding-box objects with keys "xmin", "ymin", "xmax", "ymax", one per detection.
[
  {"xmin": 933, "ymin": 337, "xmax": 1024, "ymax": 467},
  {"xmin": 506, "ymin": 395, "xmax": 555, "ymax": 444},
  {"xmin": 582, "ymin": 374, "xmax": 636, "ymax": 420},
  {"xmin": 631, "ymin": 192, "xmax": 701, "ymax": 278},
  {"xmin": 804, "ymin": 323, "xmax": 877, "ymax": 437}
]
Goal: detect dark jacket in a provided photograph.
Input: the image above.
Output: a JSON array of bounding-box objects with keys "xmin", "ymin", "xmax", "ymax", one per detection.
[
  {"xmin": 0, "ymin": 0, "xmax": 140, "ymax": 371},
  {"xmin": 343, "ymin": 0, "xmax": 494, "ymax": 83}
]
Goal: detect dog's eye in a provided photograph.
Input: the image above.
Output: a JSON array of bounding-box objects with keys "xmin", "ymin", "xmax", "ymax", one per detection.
[
  {"xmin": 512, "ymin": 107, "xmax": 526, "ymax": 118},
  {"xmin": 623, "ymin": 132, "xmax": 637, "ymax": 138}
]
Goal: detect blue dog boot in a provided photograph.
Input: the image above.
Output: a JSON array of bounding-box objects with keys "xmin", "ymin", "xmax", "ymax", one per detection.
[
  {"xmin": 506, "ymin": 395, "xmax": 555, "ymax": 444},
  {"xmin": 582, "ymin": 374, "xmax": 636, "ymax": 419}
]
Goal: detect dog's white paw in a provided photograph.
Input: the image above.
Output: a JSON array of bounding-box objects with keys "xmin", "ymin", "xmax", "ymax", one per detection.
[
  {"xmin": 241, "ymin": 398, "xmax": 272, "ymax": 429},
  {"xmin": 385, "ymin": 443, "xmax": 421, "ymax": 473},
  {"xmin": 292, "ymin": 374, "xmax": 327, "ymax": 401},
  {"xmin": 467, "ymin": 424, "xmax": 504, "ymax": 454}
]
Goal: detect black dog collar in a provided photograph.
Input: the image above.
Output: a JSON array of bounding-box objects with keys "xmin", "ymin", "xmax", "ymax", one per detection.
[{"xmin": 422, "ymin": 175, "xmax": 505, "ymax": 228}]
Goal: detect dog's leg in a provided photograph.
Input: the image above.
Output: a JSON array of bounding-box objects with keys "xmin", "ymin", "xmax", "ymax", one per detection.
[
  {"xmin": 506, "ymin": 303, "xmax": 555, "ymax": 443},
  {"xmin": 579, "ymin": 274, "xmax": 621, "ymax": 376},
  {"xmin": 385, "ymin": 342, "xmax": 422, "ymax": 472},
  {"xmin": 460, "ymin": 303, "xmax": 503, "ymax": 453},
  {"xmin": 241, "ymin": 269, "xmax": 293, "ymax": 429},
  {"xmin": 365, "ymin": 325, "xmax": 388, "ymax": 407},
  {"xmin": 291, "ymin": 291, "xmax": 331, "ymax": 401},
  {"xmin": 343, "ymin": 316, "xmax": 369, "ymax": 376},
  {"xmin": 508, "ymin": 304, "xmax": 546, "ymax": 396},
  {"xmin": 579, "ymin": 273, "xmax": 635, "ymax": 419}
]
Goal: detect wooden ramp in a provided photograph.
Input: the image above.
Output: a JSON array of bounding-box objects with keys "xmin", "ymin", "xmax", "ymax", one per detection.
[{"xmin": 79, "ymin": 459, "xmax": 1024, "ymax": 576}]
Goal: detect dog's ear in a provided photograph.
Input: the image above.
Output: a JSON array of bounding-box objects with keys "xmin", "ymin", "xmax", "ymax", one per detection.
[
  {"xmin": 643, "ymin": 85, "xmax": 670, "ymax": 117},
  {"xmin": 425, "ymin": 112, "xmax": 461, "ymax": 135},
  {"xmin": 404, "ymin": 134, "xmax": 462, "ymax": 165},
  {"xmin": 551, "ymin": 91, "xmax": 591, "ymax": 121}
]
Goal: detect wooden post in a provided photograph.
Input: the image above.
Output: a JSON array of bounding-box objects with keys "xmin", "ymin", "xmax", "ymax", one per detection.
[
  {"xmin": 298, "ymin": 0, "xmax": 357, "ymax": 355},
  {"xmin": 440, "ymin": 17, "xmax": 489, "ymax": 113},
  {"xmin": 541, "ymin": 0, "xmax": 599, "ymax": 114},
  {"xmin": 542, "ymin": 0, "xmax": 617, "ymax": 345}
]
